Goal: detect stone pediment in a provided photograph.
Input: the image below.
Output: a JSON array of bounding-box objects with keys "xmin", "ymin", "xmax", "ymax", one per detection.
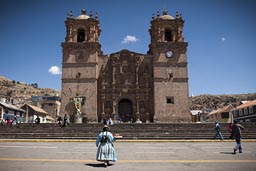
[{"xmin": 110, "ymin": 49, "xmax": 145, "ymax": 57}]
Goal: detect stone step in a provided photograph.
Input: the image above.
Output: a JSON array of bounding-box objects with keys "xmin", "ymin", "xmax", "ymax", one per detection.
[{"xmin": 0, "ymin": 123, "xmax": 255, "ymax": 140}]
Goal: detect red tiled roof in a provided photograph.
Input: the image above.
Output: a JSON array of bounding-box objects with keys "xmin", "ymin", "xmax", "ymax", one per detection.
[
  {"xmin": 22, "ymin": 104, "xmax": 48, "ymax": 116},
  {"xmin": 235, "ymin": 99, "xmax": 256, "ymax": 110},
  {"xmin": 0, "ymin": 102, "xmax": 25, "ymax": 113},
  {"xmin": 207, "ymin": 105, "xmax": 234, "ymax": 116},
  {"xmin": 46, "ymin": 115, "xmax": 55, "ymax": 121}
]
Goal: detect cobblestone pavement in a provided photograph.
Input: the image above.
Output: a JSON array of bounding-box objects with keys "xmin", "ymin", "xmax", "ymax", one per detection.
[{"xmin": 0, "ymin": 141, "xmax": 256, "ymax": 171}]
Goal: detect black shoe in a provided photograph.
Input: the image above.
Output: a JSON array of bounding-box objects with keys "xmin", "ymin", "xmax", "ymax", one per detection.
[
  {"xmin": 107, "ymin": 161, "xmax": 110, "ymax": 166},
  {"xmin": 239, "ymin": 150, "xmax": 242, "ymax": 153},
  {"xmin": 233, "ymin": 149, "xmax": 236, "ymax": 154}
]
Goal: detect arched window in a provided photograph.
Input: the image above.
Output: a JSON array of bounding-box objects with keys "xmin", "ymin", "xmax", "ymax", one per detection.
[
  {"xmin": 164, "ymin": 29, "xmax": 172, "ymax": 42},
  {"xmin": 77, "ymin": 29, "xmax": 85, "ymax": 42}
]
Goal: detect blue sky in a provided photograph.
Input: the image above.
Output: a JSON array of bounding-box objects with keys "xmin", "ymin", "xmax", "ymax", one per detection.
[{"xmin": 0, "ymin": 0, "xmax": 255, "ymax": 96}]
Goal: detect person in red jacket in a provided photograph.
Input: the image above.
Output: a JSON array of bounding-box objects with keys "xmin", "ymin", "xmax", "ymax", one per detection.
[{"xmin": 6, "ymin": 117, "xmax": 12, "ymax": 125}]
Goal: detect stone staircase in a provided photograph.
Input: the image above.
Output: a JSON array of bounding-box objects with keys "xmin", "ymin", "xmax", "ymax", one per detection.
[{"xmin": 0, "ymin": 123, "xmax": 255, "ymax": 140}]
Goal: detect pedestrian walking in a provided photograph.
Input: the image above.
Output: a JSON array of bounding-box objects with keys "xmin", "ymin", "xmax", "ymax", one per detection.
[
  {"xmin": 6, "ymin": 117, "xmax": 12, "ymax": 126},
  {"xmin": 11, "ymin": 116, "xmax": 17, "ymax": 125},
  {"xmin": 35, "ymin": 116, "xmax": 40, "ymax": 124},
  {"xmin": 228, "ymin": 122, "xmax": 233, "ymax": 133},
  {"xmin": 230, "ymin": 120, "xmax": 244, "ymax": 154},
  {"xmin": 96, "ymin": 125, "xmax": 117, "ymax": 167},
  {"xmin": 214, "ymin": 121, "xmax": 224, "ymax": 140},
  {"xmin": 107, "ymin": 117, "xmax": 114, "ymax": 125},
  {"xmin": 63, "ymin": 114, "xmax": 68, "ymax": 127},
  {"xmin": 57, "ymin": 116, "xmax": 62, "ymax": 125}
]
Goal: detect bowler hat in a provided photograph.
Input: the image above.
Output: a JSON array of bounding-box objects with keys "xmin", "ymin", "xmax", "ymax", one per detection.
[{"xmin": 103, "ymin": 125, "xmax": 109, "ymax": 131}]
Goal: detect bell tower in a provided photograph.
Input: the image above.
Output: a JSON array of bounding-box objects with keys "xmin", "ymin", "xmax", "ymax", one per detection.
[
  {"xmin": 60, "ymin": 9, "xmax": 102, "ymax": 123},
  {"xmin": 149, "ymin": 10, "xmax": 190, "ymax": 122}
]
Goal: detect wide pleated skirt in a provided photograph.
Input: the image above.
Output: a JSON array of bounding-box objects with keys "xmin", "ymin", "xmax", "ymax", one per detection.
[{"xmin": 96, "ymin": 143, "xmax": 117, "ymax": 162}]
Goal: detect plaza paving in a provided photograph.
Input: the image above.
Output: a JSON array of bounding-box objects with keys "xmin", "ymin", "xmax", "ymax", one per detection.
[{"xmin": 0, "ymin": 140, "xmax": 255, "ymax": 171}]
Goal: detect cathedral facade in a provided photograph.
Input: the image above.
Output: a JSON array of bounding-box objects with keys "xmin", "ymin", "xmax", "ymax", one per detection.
[{"xmin": 60, "ymin": 9, "xmax": 190, "ymax": 123}]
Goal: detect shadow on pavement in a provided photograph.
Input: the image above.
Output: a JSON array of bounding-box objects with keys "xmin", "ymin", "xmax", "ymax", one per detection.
[
  {"xmin": 220, "ymin": 152, "xmax": 234, "ymax": 155},
  {"xmin": 86, "ymin": 163, "xmax": 114, "ymax": 168}
]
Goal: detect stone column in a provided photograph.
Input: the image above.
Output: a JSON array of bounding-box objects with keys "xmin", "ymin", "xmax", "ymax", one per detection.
[
  {"xmin": 112, "ymin": 63, "xmax": 116, "ymax": 85},
  {"xmin": 145, "ymin": 82, "xmax": 150, "ymax": 123},
  {"xmin": 136, "ymin": 95, "xmax": 141, "ymax": 123},
  {"xmin": 136, "ymin": 58, "xmax": 139, "ymax": 88},
  {"xmin": 101, "ymin": 82, "xmax": 106, "ymax": 123},
  {"xmin": 145, "ymin": 95, "xmax": 150, "ymax": 123},
  {"xmin": 111, "ymin": 61, "xmax": 117, "ymax": 121},
  {"xmin": 101, "ymin": 95, "xmax": 105, "ymax": 123},
  {"xmin": 112, "ymin": 94, "xmax": 117, "ymax": 121}
]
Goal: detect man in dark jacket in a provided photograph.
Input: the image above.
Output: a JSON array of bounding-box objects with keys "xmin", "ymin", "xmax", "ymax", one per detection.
[
  {"xmin": 35, "ymin": 116, "xmax": 40, "ymax": 124},
  {"xmin": 230, "ymin": 120, "xmax": 244, "ymax": 154}
]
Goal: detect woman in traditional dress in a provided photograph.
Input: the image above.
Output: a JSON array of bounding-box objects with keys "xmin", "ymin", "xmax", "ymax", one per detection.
[{"xmin": 96, "ymin": 125, "xmax": 117, "ymax": 167}]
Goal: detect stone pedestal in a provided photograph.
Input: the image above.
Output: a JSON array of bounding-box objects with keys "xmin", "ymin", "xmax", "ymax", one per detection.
[
  {"xmin": 136, "ymin": 118, "xmax": 142, "ymax": 123},
  {"xmin": 74, "ymin": 114, "xmax": 82, "ymax": 123}
]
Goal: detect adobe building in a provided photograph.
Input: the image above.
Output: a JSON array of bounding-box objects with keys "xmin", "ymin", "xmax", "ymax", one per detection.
[{"xmin": 60, "ymin": 9, "xmax": 190, "ymax": 123}]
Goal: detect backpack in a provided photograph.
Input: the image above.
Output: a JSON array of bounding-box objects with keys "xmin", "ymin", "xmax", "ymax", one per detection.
[{"xmin": 101, "ymin": 132, "xmax": 109, "ymax": 143}]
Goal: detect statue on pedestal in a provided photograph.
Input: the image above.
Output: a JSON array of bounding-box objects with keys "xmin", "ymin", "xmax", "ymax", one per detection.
[{"xmin": 73, "ymin": 93, "xmax": 86, "ymax": 123}]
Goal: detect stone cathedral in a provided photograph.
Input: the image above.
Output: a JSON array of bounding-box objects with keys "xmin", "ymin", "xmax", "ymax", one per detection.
[{"xmin": 60, "ymin": 9, "xmax": 190, "ymax": 123}]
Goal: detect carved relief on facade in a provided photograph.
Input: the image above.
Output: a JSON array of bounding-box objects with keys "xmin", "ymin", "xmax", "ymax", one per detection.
[{"xmin": 97, "ymin": 50, "xmax": 154, "ymax": 122}]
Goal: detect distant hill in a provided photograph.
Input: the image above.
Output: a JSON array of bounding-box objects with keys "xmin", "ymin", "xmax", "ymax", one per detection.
[
  {"xmin": 0, "ymin": 75, "xmax": 60, "ymax": 105},
  {"xmin": 191, "ymin": 93, "xmax": 256, "ymax": 110}
]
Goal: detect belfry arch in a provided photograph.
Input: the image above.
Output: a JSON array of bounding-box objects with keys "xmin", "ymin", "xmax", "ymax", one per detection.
[
  {"xmin": 164, "ymin": 29, "xmax": 172, "ymax": 42},
  {"xmin": 77, "ymin": 28, "xmax": 86, "ymax": 42}
]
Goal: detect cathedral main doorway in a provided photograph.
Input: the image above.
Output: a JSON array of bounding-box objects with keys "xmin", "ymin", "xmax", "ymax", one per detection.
[{"xmin": 118, "ymin": 99, "xmax": 133, "ymax": 122}]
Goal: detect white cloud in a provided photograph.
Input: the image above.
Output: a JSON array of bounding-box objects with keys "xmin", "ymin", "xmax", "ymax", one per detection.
[
  {"xmin": 121, "ymin": 35, "xmax": 139, "ymax": 44},
  {"xmin": 221, "ymin": 37, "xmax": 226, "ymax": 41},
  {"xmin": 48, "ymin": 66, "xmax": 62, "ymax": 75}
]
